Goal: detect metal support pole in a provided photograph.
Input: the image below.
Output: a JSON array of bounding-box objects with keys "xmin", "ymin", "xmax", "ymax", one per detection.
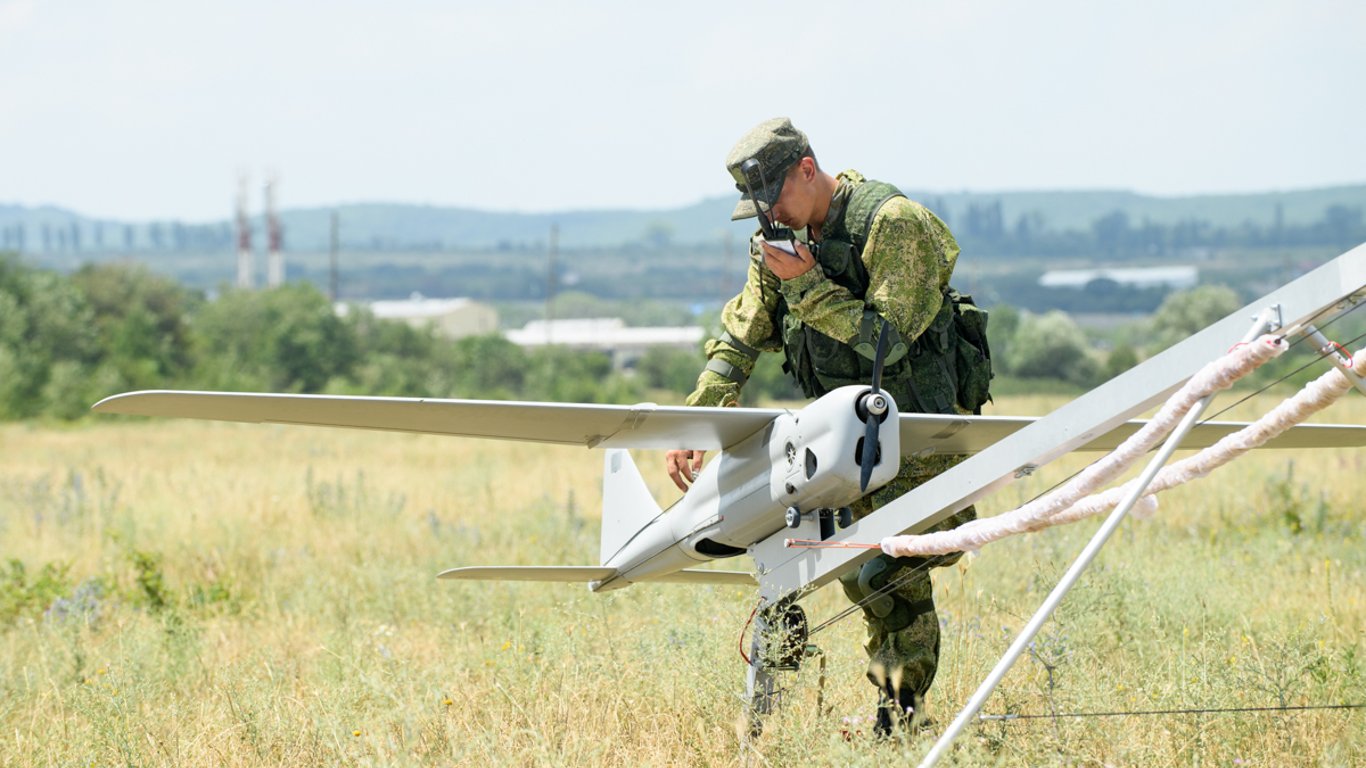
[
  {"xmin": 1304, "ymin": 324, "xmax": 1366, "ymax": 398},
  {"xmin": 917, "ymin": 310, "xmax": 1279, "ymax": 768}
]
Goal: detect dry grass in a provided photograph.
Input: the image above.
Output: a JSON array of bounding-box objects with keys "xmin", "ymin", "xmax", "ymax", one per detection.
[{"xmin": 1, "ymin": 391, "xmax": 1364, "ymax": 766}]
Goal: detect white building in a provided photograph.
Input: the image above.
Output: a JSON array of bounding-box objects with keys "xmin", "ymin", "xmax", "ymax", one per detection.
[
  {"xmin": 506, "ymin": 318, "xmax": 704, "ymax": 368},
  {"xmin": 1039, "ymin": 265, "xmax": 1199, "ymax": 290},
  {"xmin": 335, "ymin": 294, "xmax": 499, "ymax": 339}
]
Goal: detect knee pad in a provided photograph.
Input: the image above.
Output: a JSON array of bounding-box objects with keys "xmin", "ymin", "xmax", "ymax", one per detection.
[{"xmin": 856, "ymin": 557, "xmax": 896, "ymax": 619}]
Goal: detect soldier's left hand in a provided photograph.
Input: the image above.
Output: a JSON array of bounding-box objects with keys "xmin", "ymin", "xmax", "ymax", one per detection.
[{"xmin": 761, "ymin": 240, "xmax": 816, "ymax": 280}]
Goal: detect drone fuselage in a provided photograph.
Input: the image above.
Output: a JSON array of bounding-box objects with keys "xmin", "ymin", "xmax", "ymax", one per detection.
[{"xmin": 592, "ymin": 385, "xmax": 900, "ymax": 590}]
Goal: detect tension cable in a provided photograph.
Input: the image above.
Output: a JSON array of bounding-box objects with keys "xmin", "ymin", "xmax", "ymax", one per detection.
[
  {"xmin": 805, "ymin": 316, "xmax": 1366, "ymax": 638},
  {"xmin": 979, "ymin": 702, "xmax": 1366, "ymax": 722}
]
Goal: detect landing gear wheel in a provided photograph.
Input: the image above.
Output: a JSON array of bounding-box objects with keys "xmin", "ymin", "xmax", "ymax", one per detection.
[
  {"xmin": 837, "ymin": 506, "xmax": 853, "ymax": 528},
  {"xmin": 818, "ymin": 508, "xmax": 835, "ymax": 540},
  {"xmin": 784, "ymin": 506, "xmax": 802, "ymax": 529}
]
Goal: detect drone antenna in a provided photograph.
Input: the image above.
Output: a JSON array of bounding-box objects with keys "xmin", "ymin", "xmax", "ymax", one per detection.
[{"xmin": 738, "ymin": 158, "xmax": 777, "ymax": 240}]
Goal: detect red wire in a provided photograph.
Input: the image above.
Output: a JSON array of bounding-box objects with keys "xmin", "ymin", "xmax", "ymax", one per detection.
[
  {"xmin": 1328, "ymin": 340, "xmax": 1353, "ymax": 366},
  {"xmin": 738, "ymin": 601, "xmax": 760, "ymax": 665},
  {"xmin": 784, "ymin": 538, "xmax": 882, "ymax": 549},
  {"xmin": 1228, "ymin": 335, "xmax": 1285, "ymax": 354}
]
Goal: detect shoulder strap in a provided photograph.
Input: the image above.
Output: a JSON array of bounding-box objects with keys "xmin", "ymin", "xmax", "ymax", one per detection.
[
  {"xmin": 859, "ymin": 191, "xmax": 905, "ymax": 249},
  {"xmin": 844, "ymin": 179, "xmax": 906, "ymax": 250}
]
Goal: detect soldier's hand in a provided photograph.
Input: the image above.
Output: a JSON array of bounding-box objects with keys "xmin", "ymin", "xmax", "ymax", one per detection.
[
  {"xmin": 761, "ymin": 240, "xmax": 816, "ymax": 280},
  {"xmin": 666, "ymin": 449, "xmax": 706, "ymax": 493}
]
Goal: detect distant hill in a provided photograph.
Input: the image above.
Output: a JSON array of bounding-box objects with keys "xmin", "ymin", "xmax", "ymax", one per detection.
[
  {"xmin": 3, "ymin": 183, "xmax": 1365, "ymax": 252},
  {"xmin": 276, "ymin": 199, "xmax": 749, "ymax": 250},
  {"xmin": 908, "ymin": 185, "xmax": 1366, "ymax": 233}
]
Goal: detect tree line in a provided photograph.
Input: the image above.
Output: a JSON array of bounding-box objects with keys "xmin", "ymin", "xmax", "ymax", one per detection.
[
  {"xmin": 942, "ymin": 201, "xmax": 1366, "ymax": 259},
  {"xmin": 0, "ymin": 255, "xmax": 646, "ymax": 421},
  {"xmin": 1, "ymin": 254, "xmax": 1325, "ymax": 422},
  {"xmin": 8, "ymin": 195, "xmax": 1362, "ymax": 261},
  {"xmin": 0, "ymin": 221, "xmax": 238, "ymax": 254}
]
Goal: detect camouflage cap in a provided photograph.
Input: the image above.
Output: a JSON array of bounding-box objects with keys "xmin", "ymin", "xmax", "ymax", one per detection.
[{"xmin": 725, "ymin": 117, "xmax": 809, "ymax": 221}]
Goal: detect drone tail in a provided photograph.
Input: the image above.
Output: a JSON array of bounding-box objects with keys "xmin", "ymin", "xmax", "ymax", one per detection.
[{"xmin": 599, "ymin": 448, "xmax": 664, "ymax": 565}]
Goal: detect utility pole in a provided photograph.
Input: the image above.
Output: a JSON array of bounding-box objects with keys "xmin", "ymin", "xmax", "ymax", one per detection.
[
  {"xmin": 236, "ymin": 173, "xmax": 253, "ymax": 289},
  {"xmin": 546, "ymin": 223, "xmax": 558, "ymax": 345},
  {"xmin": 329, "ymin": 210, "xmax": 340, "ymax": 302},
  {"xmin": 265, "ymin": 173, "xmax": 283, "ymax": 287}
]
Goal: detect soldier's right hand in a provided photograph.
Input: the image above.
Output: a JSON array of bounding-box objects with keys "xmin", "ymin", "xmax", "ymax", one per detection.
[{"xmin": 666, "ymin": 449, "xmax": 706, "ymax": 493}]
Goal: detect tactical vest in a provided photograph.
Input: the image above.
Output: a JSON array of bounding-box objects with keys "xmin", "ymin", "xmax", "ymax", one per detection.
[{"xmin": 775, "ymin": 179, "xmax": 993, "ymax": 415}]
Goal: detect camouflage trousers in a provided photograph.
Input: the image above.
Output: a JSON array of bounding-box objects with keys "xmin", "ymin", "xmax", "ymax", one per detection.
[{"xmin": 838, "ymin": 453, "xmax": 975, "ymax": 703}]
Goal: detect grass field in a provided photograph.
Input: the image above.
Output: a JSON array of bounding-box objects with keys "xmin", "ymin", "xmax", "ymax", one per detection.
[{"xmin": 2, "ymin": 392, "xmax": 1364, "ymax": 766}]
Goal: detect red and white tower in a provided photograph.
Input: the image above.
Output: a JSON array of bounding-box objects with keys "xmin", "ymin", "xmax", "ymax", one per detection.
[
  {"xmin": 265, "ymin": 173, "xmax": 283, "ymax": 287},
  {"xmin": 236, "ymin": 173, "xmax": 253, "ymax": 288}
]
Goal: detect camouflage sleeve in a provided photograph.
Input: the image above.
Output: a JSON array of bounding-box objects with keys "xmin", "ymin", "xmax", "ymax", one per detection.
[
  {"xmin": 778, "ymin": 197, "xmax": 958, "ymax": 364},
  {"xmin": 684, "ymin": 235, "xmax": 784, "ymax": 407}
]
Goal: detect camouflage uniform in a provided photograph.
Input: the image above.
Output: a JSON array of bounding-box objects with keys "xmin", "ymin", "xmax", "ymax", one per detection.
[{"xmin": 688, "ymin": 121, "xmax": 976, "ymax": 715}]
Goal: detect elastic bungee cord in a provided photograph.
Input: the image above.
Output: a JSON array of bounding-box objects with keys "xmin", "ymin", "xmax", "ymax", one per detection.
[{"xmin": 754, "ymin": 318, "xmax": 1366, "ymax": 726}]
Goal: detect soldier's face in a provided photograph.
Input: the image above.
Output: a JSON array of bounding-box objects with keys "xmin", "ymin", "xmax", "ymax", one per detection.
[{"xmin": 770, "ymin": 159, "xmax": 817, "ymax": 230}]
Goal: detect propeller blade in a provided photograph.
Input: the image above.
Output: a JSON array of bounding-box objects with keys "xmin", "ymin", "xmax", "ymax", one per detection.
[
  {"xmin": 869, "ymin": 318, "xmax": 891, "ymax": 394},
  {"xmin": 860, "ymin": 318, "xmax": 894, "ymax": 492},
  {"xmin": 859, "ymin": 411, "xmax": 879, "ymax": 492}
]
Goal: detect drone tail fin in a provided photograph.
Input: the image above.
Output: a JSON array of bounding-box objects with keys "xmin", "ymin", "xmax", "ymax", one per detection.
[{"xmin": 599, "ymin": 448, "xmax": 663, "ymax": 564}]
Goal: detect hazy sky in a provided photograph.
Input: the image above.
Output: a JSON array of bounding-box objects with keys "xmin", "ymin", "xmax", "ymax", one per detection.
[{"xmin": 3, "ymin": 0, "xmax": 1363, "ymax": 221}]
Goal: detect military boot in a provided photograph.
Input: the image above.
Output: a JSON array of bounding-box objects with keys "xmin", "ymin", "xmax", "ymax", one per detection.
[
  {"xmin": 872, "ymin": 684, "xmax": 916, "ymax": 739},
  {"xmin": 873, "ymin": 683, "xmax": 936, "ymax": 739}
]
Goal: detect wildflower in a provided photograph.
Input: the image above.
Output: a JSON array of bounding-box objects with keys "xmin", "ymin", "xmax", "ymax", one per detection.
[
  {"xmin": 499, "ymin": 640, "xmax": 511, "ymax": 651},
  {"xmin": 46, "ymin": 581, "xmax": 105, "ymax": 627},
  {"xmin": 443, "ymin": 697, "xmax": 454, "ymax": 707},
  {"xmin": 353, "ymin": 729, "xmax": 362, "ymax": 737}
]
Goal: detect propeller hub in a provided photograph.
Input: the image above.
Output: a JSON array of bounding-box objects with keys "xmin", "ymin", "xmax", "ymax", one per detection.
[{"xmin": 863, "ymin": 392, "xmax": 888, "ymax": 417}]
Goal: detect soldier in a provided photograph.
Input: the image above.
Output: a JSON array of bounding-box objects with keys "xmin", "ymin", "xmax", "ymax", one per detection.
[{"xmin": 666, "ymin": 117, "xmax": 990, "ymax": 736}]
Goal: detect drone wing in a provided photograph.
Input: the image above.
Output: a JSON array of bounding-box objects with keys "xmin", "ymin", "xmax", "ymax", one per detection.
[
  {"xmin": 93, "ymin": 390, "xmax": 778, "ymax": 450},
  {"xmin": 437, "ymin": 565, "xmax": 755, "ymax": 586},
  {"xmin": 93, "ymin": 390, "xmax": 1366, "ymax": 454},
  {"xmin": 897, "ymin": 413, "xmax": 1366, "ymax": 454}
]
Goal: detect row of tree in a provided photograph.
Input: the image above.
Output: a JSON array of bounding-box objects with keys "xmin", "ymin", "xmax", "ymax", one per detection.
[
  {"xmin": 0, "ymin": 221, "xmax": 240, "ymax": 255},
  {"xmin": 0, "ymin": 256, "xmax": 646, "ymax": 420},
  {"xmin": 0, "ymin": 253, "xmax": 1312, "ymax": 422},
  {"xmin": 8, "ymin": 197, "xmax": 1362, "ymax": 262},
  {"xmin": 944, "ymin": 202, "xmax": 1366, "ymax": 259}
]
